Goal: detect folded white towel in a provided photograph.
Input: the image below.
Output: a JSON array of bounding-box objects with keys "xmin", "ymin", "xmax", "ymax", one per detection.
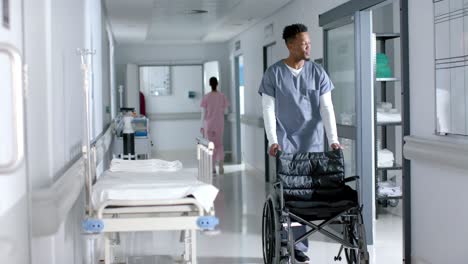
[
  {"xmin": 378, "ymin": 149, "xmax": 394, "ymax": 167},
  {"xmin": 378, "ymin": 181, "xmax": 402, "ymax": 197},
  {"xmin": 109, "ymin": 158, "xmax": 183, "ymax": 173},
  {"xmin": 378, "ymin": 186, "xmax": 402, "ymax": 197},
  {"xmin": 377, "ymin": 112, "xmax": 401, "ymax": 123}
]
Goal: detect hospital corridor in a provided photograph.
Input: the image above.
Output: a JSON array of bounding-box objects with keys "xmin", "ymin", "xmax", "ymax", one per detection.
[{"xmin": 1, "ymin": 0, "xmax": 468, "ymax": 264}]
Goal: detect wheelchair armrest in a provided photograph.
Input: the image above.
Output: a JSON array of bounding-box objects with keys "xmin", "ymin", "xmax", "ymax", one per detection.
[{"xmin": 344, "ymin": 175, "xmax": 360, "ymax": 183}]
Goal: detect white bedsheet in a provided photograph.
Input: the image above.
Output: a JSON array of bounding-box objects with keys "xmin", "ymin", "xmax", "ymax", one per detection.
[
  {"xmin": 109, "ymin": 158, "xmax": 183, "ymax": 173},
  {"xmin": 92, "ymin": 169, "xmax": 218, "ymax": 211}
]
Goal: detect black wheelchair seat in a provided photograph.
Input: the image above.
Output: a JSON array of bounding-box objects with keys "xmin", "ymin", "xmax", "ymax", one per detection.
[
  {"xmin": 262, "ymin": 149, "xmax": 369, "ymax": 263},
  {"xmin": 286, "ymin": 198, "xmax": 357, "ymax": 221}
]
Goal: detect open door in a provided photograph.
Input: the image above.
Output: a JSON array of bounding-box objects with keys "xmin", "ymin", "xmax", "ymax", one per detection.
[
  {"xmin": 203, "ymin": 61, "xmax": 220, "ymax": 94},
  {"xmin": 322, "ymin": 11, "xmax": 375, "ymax": 244},
  {"xmin": 321, "ymin": 4, "xmax": 409, "ymax": 263}
]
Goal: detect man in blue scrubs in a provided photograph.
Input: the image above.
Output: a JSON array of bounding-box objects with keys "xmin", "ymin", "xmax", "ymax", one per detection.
[{"xmin": 259, "ymin": 23, "xmax": 341, "ymax": 263}]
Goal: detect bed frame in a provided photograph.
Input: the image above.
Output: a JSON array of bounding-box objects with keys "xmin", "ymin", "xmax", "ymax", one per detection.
[
  {"xmin": 78, "ymin": 46, "xmax": 217, "ymax": 264},
  {"xmin": 84, "ymin": 137, "xmax": 216, "ymax": 264}
]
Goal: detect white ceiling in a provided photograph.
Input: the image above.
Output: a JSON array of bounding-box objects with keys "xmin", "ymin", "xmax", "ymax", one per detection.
[{"xmin": 104, "ymin": 0, "xmax": 292, "ymax": 44}]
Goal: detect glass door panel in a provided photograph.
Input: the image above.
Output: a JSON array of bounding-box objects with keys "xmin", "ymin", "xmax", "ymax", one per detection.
[{"xmin": 327, "ymin": 23, "xmax": 356, "ymax": 126}]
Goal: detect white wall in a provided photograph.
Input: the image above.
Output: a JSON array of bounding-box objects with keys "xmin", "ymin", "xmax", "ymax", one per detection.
[
  {"xmin": 143, "ymin": 65, "xmax": 203, "ymax": 151},
  {"xmin": 125, "ymin": 63, "xmax": 139, "ymax": 111},
  {"xmin": 151, "ymin": 120, "xmax": 203, "ymax": 151},
  {"xmin": 106, "ymin": 25, "xmax": 118, "ymax": 119},
  {"xmin": 115, "ymin": 43, "xmax": 231, "ymax": 152},
  {"xmin": 0, "ymin": 1, "xmax": 30, "ymax": 263},
  {"xmin": 24, "ymin": 0, "xmax": 112, "ymax": 263},
  {"xmin": 143, "ymin": 65, "xmax": 203, "ymax": 113},
  {"xmin": 227, "ymin": 0, "xmax": 348, "ymax": 172},
  {"xmin": 101, "ymin": 22, "xmax": 112, "ymax": 125},
  {"xmin": 25, "ymin": 0, "xmax": 86, "ymax": 263},
  {"xmin": 408, "ymin": 1, "xmax": 468, "ymax": 263}
]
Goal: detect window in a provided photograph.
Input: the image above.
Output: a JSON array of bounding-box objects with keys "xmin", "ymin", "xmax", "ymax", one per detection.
[
  {"xmin": 139, "ymin": 66, "xmax": 171, "ymax": 96},
  {"xmin": 434, "ymin": 0, "xmax": 468, "ymax": 135}
]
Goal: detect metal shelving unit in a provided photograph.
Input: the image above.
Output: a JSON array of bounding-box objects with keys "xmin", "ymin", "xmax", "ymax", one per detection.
[
  {"xmin": 377, "ymin": 121, "xmax": 402, "ymax": 126},
  {"xmin": 374, "ymin": 33, "xmax": 403, "ymax": 219},
  {"xmin": 377, "ymin": 163, "xmax": 403, "ymax": 171}
]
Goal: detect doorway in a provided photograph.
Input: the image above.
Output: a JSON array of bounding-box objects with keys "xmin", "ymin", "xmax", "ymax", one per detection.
[
  {"xmin": 320, "ymin": 0, "xmax": 409, "ymax": 262},
  {"xmin": 263, "ymin": 42, "xmax": 276, "ymax": 182},
  {"xmin": 234, "ymin": 55, "xmax": 244, "ymax": 164}
]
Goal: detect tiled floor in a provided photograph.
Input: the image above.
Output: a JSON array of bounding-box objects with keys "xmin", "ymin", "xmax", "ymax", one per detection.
[{"xmin": 118, "ymin": 151, "xmax": 403, "ymax": 263}]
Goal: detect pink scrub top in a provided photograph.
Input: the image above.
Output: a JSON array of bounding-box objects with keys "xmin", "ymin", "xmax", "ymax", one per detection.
[{"xmin": 200, "ymin": 91, "xmax": 229, "ymax": 161}]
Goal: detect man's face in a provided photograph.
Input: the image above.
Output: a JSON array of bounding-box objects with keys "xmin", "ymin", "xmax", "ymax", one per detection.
[{"xmin": 287, "ymin": 32, "xmax": 311, "ymax": 60}]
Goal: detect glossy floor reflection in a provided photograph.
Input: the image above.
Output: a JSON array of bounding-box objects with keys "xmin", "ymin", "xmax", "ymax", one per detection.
[{"xmin": 145, "ymin": 151, "xmax": 403, "ymax": 264}]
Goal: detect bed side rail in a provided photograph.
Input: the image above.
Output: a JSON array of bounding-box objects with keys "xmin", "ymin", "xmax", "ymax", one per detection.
[
  {"xmin": 83, "ymin": 124, "xmax": 114, "ymax": 216},
  {"xmin": 196, "ymin": 137, "xmax": 214, "ymax": 184}
]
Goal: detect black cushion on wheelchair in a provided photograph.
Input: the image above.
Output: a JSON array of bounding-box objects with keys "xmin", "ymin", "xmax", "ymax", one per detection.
[
  {"xmin": 286, "ymin": 199, "xmax": 357, "ymax": 221},
  {"xmin": 276, "ymin": 149, "xmax": 358, "ymax": 207}
]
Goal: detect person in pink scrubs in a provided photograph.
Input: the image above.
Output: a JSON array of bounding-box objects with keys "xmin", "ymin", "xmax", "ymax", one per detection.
[{"xmin": 200, "ymin": 77, "xmax": 229, "ymax": 174}]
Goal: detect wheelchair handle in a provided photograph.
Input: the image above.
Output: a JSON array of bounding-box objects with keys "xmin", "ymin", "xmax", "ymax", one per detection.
[
  {"xmin": 344, "ymin": 175, "xmax": 360, "ymax": 183},
  {"xmin": 344, "ymin": 175, "xmax": 362, "ymax": 205}
]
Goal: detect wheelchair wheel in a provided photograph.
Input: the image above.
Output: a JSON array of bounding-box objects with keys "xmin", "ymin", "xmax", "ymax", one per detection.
[
  {"xmin": 262, "ymin": 196, "xmax": 281, "ymax": 264},
  {"xmin": 344, "ymin": 222, "xmax": 358, "ymax": 263},
  {"xmin": 345, "ymin": 211, "xmax": 369, "ymax": 264}
]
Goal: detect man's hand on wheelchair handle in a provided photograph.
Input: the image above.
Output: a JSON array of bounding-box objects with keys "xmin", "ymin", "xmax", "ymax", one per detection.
[
  {"xmin": 269, "ymin": 143, "xmax": 281, "ymax": 157},
  {"xmin": 331, "ymin": 143, "xmax": 342, "ymax": 150}
]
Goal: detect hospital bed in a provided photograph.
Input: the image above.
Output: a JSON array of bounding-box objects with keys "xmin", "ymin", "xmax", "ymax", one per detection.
[
  {"xmin": 77, "ymin": 50, "xmax": 218, "ymax": 264},
  {"xmin": 84, "ymin": 137, "xmax": 218, "ymax": 264}
]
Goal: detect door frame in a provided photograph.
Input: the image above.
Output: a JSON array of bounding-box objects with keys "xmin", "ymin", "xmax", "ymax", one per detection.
[
  {"xmin": 234, "ymin": 55, "xmax": 243, "ymax": 164},
  {"xmin": 320, "ymin": 0, "xmax": 411, "ymax": 261},
  {"xmin": 322, "ymin": 13, "xmax": 376, "ymax": 245},
  {"xmin": 263, "ymin": 42, "xmax": 276, "ymax": 182}
]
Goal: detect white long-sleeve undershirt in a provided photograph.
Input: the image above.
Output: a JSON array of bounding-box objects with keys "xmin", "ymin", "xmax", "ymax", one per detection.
[
  {"xmin": 262, "ymin": 92, "xmax": 339, "ymax": 147},
  {"xmin": 262, "ymin": 95, "xmax": 278, "ymax": 145}
]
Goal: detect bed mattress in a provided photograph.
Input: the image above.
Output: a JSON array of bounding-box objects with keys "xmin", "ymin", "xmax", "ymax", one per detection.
[{"xmin": 92, "ymin": 168, "xmax": 218, "ymax": 211}]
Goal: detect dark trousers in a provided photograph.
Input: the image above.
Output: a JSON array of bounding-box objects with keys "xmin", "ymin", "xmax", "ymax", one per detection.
[{"xmin": 293, "ymin": 225, "xmax": 308, "ymax": 251}]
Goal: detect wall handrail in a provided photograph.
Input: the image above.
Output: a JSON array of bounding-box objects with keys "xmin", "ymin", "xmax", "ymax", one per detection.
[
  {"xmin": 403, "ymin": 135, "xmax": 468, "ymax": 171},
  {"xmin": 0, "ymin": 43, "xmax": 25, "ymax": 174},
  {"xmin": 32, "ymin": 124, "xmax": 114, "ymax": 236}
]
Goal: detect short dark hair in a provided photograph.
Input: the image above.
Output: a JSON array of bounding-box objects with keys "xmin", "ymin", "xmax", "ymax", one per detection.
[
  {"xmin": 282, "ymin": 23, "xmax": 308, "ymax": 43},
  {"xmin": 209, "ymin": 77, "xmax": 218, "ymax": 89}
]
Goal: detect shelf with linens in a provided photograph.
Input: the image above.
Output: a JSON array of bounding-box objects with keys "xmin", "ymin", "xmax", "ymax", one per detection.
[{"xmin": 374, "ymin": 33, "xmax": 403, "ymax": 219}]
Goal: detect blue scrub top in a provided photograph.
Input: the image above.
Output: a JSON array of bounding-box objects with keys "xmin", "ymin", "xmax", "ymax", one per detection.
[{"xmin": 258, "ymin": 60, "xmax": 334, "ymax": 153}]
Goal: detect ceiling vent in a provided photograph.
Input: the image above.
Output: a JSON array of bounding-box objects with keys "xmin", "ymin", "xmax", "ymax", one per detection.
[{"xmin": 185, "ymin": 9, "xmax": 208, "ymax": 15}]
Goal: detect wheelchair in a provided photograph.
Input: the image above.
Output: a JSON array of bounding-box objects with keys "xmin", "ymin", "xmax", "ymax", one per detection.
[{"xmin": 262, "ymin": 149, "xmax": 369, "ymax": 263}]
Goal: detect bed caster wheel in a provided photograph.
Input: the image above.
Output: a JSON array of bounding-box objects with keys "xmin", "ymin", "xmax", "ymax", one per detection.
[
  {"xmin": 197, "ymin": 216, "xmax": 219, "ymax": 230},
  {"xmin": 82, "ymin": 218, "xmax": 104, "ymax": 233}
]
